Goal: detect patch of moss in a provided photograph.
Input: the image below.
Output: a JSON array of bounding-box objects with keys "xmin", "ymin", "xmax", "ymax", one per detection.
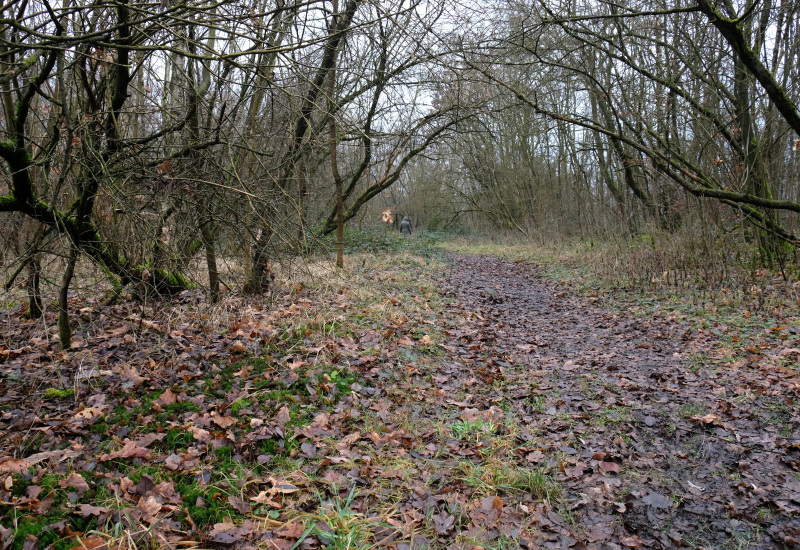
[
  {"xmin": 165, "ymin": 428, "xmax": 193, "ymax": 449},
  {"xmin": 260, "ymin": 439, "xmax": 280, "ymax": 455},
  {"xmin": 1, "ymin": 472, "xmax": 101, "ymax": 550},
  {"xmin": 257, "ymin": 389, "xmax": 295, "ymax": 403},
  {"xmin": 38, "ymin": 474, "xmax": 62, "ymax": 493},
  {"xmin": 153, "ymin": 268, "xmax": 197, "ymax": 292},
  {"xmin": 164, "ymin": 401, "xmax": 201, "ymax": 415},
  {"xmin": 209, "ymin": 370, "xmax": 237, "ymax": 393},
  {"xmin": 286, "ymin": 406, "xmax": 315, "ymax": 429},
  {"xmin": 231, "ymin": 399, "xmax": 251, "ymax": 416},
  {"xmin": 9, "ymin": 513, "xmax": 82, "ymax": 550},
  {"xmin": 176, "ymin": 479, "xmax": 237, "ymax": 526},
  {"xmin": 237, "ymin": 357, "xmax": 274, "ymax": 375},
  {"xmin": 284, "ymin": 438, "xmax": 300, "ymax": 453},
  {"xmin": 108, "ymin": 405, "xmax": 134, "ymax": 425},
  {"xmin": 254, "ymin": 379, "xmax": 277, "ymax": 391},
  {"xmin": 214, "ymin": 446, "xmax": 233, "ymax": 461},
  {"xmin": 127, "ymin": 465, "xmax": 167, "ymax": 484},
  {"xmin": 89, "ymin": 422, "xmax": 108, "ymax": 435},
  {"xmin": 9, "ymin": 476, "xmax": 31, "ymax": 498},
  {"xmin": 323, "ymin": 368, "xmax": 357, "ymax": 395},
  {"xmin": 43, "ymin": 388, "xmax": 75, "ymax": 400}
]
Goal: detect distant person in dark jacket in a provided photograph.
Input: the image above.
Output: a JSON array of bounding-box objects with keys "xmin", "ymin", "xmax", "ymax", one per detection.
[{"xmin": 400, "ymin": 216, "xmax": 412, "ymax": 235}]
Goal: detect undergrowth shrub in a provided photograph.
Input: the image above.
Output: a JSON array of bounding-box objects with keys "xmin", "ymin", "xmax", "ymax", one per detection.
[
  {"xmin": 442, "ymin": 223, "xmax": 800, "ymax": 313},
  {"xmin": 319, "ymin": 226, "xmax": 444, "ymax": 257},
  {"xmin": 584, "ymin": 226, "xmax": 800, "ymax": 307}
]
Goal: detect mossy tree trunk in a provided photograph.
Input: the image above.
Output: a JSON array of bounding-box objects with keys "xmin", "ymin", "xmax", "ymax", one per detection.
[{"xmin": 0, "ymin": 0, "xmax": 193, "ymax": 299}]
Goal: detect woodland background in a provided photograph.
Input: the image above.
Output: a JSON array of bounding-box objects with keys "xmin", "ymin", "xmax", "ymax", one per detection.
[{"xmin": 2, "ymin": 0, "xmax": 800, "ymax": 327}]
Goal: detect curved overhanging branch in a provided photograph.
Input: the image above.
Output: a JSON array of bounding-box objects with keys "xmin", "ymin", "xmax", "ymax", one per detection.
[{"xmin": 696, "ymin": 0, "xmax": 800, "ymax": 136}]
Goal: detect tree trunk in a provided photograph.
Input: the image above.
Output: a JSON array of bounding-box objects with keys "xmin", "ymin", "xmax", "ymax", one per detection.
[
  {"xmin": 329, "ymin": 34, "xmax": 344, "ymax": 268},
  {"xmin": 200, "ymin": 196, "xmax": 220, "ymax": 303},
  {"xmin": 58, "ymin": 244, "xmax": 78, "ymax": 350},
  {"xmin": 26, "ymin": 253, "xmax": 43, "ymax": 319},
  {"xmin": 244, "ymin": 234, "xmax": 274, "ymax": 294}
]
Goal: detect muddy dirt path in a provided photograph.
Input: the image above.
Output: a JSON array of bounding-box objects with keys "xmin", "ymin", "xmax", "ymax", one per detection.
[{"xmin": 431, "ymin": 254, "xmax": 800, "ymax": 548}]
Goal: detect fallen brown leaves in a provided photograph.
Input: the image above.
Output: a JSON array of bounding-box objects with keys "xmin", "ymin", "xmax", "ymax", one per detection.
[
  {"xmin": 438, "ymin": 254, "xmax": 800, "ymax": 548},
  {"xmin": 1, "ymin": 250, "xmax": 799, "ymax": 549}
]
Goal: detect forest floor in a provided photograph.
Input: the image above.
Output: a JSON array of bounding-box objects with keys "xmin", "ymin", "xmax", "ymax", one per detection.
[{"xmin": 1, "ymin": 236, "xmax": 799, "ymax": 549}]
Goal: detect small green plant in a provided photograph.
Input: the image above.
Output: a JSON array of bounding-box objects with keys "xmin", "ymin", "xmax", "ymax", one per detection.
[
  {"xmin": 677, "ymin": 402, "xmax": 705, "ymax": 418},
  {"xmin": 297, "ymin": 487, "xmax": 390, "ymax": 549},
  {"xmin": 526, "ymin": 395, "xmax": 545, "ymax": 412},
  {"xmin": 451, "ymin": 419, "xmax": 496, "ymax": 441},
  {"xmin": 592, "ymin": 406, "xmax": 632, "ymax": 427},
  {"xmin": 687, "ymin": 352, "xmax": 710, "ymax": 373},
  {"xmin": 454, "ymin": 460, "xmax": 561, "ymax": 502},
  {"xmin": 763, "ymin": 399, "xmax": 788, "ymax": 414},
  {"xmin": 456, "ymin": 533, "xmax": 521, "ymax": 549},
  {"xmin": 518, "ymin": 468, "xmax": 561, "ymax": 501}
]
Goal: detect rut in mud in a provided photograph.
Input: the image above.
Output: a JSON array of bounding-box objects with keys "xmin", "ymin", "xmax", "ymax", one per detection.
[{"xmin": 421, "ymin": 254, "xmax": 800, "ymax": 548}]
